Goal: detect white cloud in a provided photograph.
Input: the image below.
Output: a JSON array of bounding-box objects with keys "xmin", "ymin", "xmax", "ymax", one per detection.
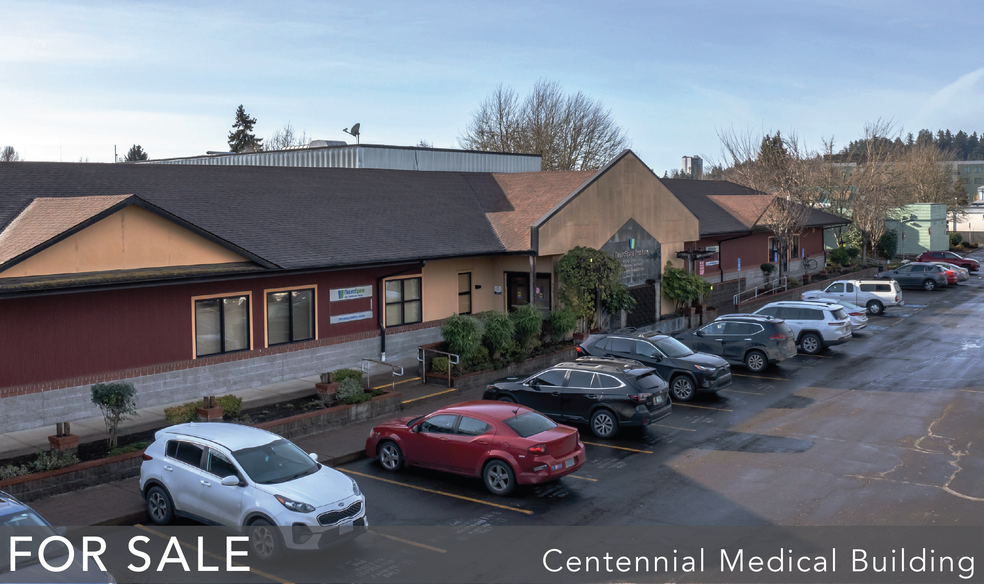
[{"xmin": 916, "ymin": 68, "xmax": 984, "ymax": 130}]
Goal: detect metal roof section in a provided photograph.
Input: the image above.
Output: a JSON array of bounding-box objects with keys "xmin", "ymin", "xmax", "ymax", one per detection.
[{"xmin": 143, "ymin": 143, "xmax": 542, "ymax": 173}]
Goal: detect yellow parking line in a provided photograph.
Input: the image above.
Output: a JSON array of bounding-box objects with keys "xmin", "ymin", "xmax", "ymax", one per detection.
[
  {"xmin": 720, "ymin": 388, "xmax": 764, "ymax": 395},
  {"xmin": 136, "ymin": 524, "xmax": 292, "ymax": 584},
  {"xmin": 672, "ymin": 403, "xmax": 733, "ymax": 412},
  {"xmin": 369, "ymin": 530, "xmax": 446, "ymax": 553},
  {"xmin": 653, "ymin": 423, "xmax": 696, "ymax": 432},
  {"xmin": 339, "ymin": 469, "xmax": 533, "ymax": 515},
  {"xmin": 402, "ymin": 388, "xmax": 457, "ymax": 404},
  {"xmin": 732, "ymin": 373, "xmax": 785, "ymax": 381},
  {"xmin": 373, "ymin": 377, "xmax": 421, "ymax": 390},
  {"xmin": 580, "ymin": 441, "xmax": 653, "ymax": 454},
  {"xmin": 566, "ymin": 474, "xmax": 599, "ymax": 482}
]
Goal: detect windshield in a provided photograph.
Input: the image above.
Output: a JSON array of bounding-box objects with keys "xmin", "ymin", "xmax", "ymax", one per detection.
[
  {"xmin": 652, "ymin": 337, "xmax": 694, "ymax": 358},
  {"xmin": 504, "ymin": 412, "xmax": 557, "ymax": 438},
  {"xmin": 0, "ymin": 512, "xmax": 62, "ymax": 573},
  {"xmin": 232, "ymin": 438, "xmax": 319, "ymax": 485}
]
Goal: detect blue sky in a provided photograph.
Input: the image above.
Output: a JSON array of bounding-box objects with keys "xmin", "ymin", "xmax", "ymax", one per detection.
[{"xmin": 2, "ymin": 0, "xmax": 982, "ymax": 173}]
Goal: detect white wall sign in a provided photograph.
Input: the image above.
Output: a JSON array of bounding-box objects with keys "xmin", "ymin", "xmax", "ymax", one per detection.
[
  {"xmin": 706, "ymin": 260, "xmax": 720, "ymax": 266},
  {"xmin": 493, "ymin": 286, "xmax": 502, "ymax": 295},
  {"xmin": 329, "ymin": 285, "xmax": 372, "ymax": 302},
  {"xmin": 706, "ymin": 245, "xmax": 720, "ymax": 252},
  {"xmin": 330, "ymin": 311, "xmax": 373, "ymax": 324}
]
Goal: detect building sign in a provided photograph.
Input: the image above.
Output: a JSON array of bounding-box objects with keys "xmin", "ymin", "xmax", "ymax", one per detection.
[
  {"xmin": 706, "ymin": 245, "xmax": 719, "ymax": 252},
  {"xmin": 600, "ymin": 218, "xmax": 662, "ymax": 287},
  {"xmin": 329, "ymin": 286, "xmax": 372, "ymax": 302},
  {"xmin": 493, "ymin": 286, "xmax": 502, "ymax": 295},
  {"xmin": 329, "ymin": 311, "xmax": 373, "ymax": 324},
  {"xmin": 699, "ymin": 261, "xmax": 705, "ymax": 276},
  {"xmin": 706, "ymin": 260, "xmax": 720, "ymax": 267}
]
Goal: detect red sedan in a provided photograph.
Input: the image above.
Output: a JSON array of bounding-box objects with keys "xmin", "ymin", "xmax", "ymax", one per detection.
[{"xmin": 365, "ymin": 401, "xmax": 586, "ymax": 495}]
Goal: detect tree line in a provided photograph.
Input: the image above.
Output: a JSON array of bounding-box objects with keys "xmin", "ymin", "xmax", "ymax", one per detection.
[{"xmin": 839, "ymin": 129, "xmax": 984, "ymax": 162}]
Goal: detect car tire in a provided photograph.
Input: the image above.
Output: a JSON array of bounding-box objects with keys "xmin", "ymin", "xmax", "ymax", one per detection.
[
  {"xmin": 483, "ymin": 460, "xmax": 516, "ymax": 496},
  {"xmin": 589, "ymin": 409, "xmax": 619, "ymax": 439},
  {"xmin": 248, "ymin": 518, "xmax": 284, "ymax": 562},
  {"xmin": 378, "ymin": 441, "xmax": 403, "ymax": 472},
  {"xmin": 744, "ymin": 350, "xmax": 767, "ymax": 373},
  {"xmin": 497, "ymin": 395, "xmax": 516, "ymax": 403},
  {"xmin": 799, "ymin": 332, "xmax": 822, "ymax": 355},
  {"xmin": 670, "ymin": 375, "xmax": 696, "ymax": 402},
  {"xmin": 923, "ymin": 279, "xmax": 936, "ymax": 291},
  {"xmin": 145, "ymin": 485, "xmax": 174, "ymax": 526},
  {"xmin": 866, "ymin": 300, "xmax": 884, "ymax": 315}
]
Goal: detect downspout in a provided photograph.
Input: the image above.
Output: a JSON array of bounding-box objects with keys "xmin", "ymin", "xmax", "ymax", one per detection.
[{"xmin": 377, "ymin": 261, "xmax": 426, "ymax": 361}]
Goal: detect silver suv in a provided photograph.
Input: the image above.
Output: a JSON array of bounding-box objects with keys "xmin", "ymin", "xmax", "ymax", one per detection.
[
  {"xmin": 753, "ymin": 300, "xmax": 852, "ymax": 355},
  {"xmin": 139, "ymin": 423, "xmax": 367, "ymax": 560}
]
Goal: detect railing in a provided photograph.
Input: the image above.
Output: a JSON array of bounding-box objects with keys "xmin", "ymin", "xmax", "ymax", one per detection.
[
  {"xmin": 733, "ymin": 276, "xmax": 788, "ymax": 305},
  {"xmin": 417, "ymin": 347, "xmax": 460, "ymax": 388},
  {"xmin": 361, "ymin": 359, "xmax": 404, "ymax": 393}
]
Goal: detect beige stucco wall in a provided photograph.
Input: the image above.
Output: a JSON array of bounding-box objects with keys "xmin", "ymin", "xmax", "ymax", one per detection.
[
  {"xmin": 0, "ymin": 205, "xmax": 247, "ymax": 278},
  {"xmin": 534, "ymin": 152, "xmax": 700, "ymax": 314}
]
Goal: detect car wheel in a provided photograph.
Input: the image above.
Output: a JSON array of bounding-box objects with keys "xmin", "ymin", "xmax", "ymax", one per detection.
[
  {"xmin": 145, "ymin": 485, "xmax": 174, "ymax": 526},
  {"xmin": 866, "ymin": 300, "xmax": 884, "ymax": 315},
  {"xmin": 378, "ymin": 441, "xmax": 403, "ymax": 472},
  {"xmin": 744, "ymin": 350, "xmax": 767, "ymax": 373},
  {"xmin": 670, "ymin": 375, "xmax": 696, "ymax": 401},
  {"xmin": 589, "ymin": 409, "xmax": 619, "ymax": 439},
  {"xmin": 923, "ymin": 279, "xmax": 936, "ymax": 291},
  {"xmin": 800, "ymin": 333, "xmax": 822, "ymax": 355},
  {"xmin": 248, "ymin": 518, "xmax": 283, "ymax": 562},
  {"xmin": 483, "ymin": 460, "xmax": 516, "ymax": 496},
  {"xmin": 497, "ymin": 395, "xmax": 516, "ymax": 403}
]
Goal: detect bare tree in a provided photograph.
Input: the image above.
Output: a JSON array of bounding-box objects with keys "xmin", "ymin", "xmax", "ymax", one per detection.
[
  {"xmin": 459, "ymin": 80, "xmax": 629, "ymax": 170},
  {"xmin": 846, "ymin": 120, "xmax": 901, "ymax": 263},
  {"xmin": 266, "ymin": 122, "xmax": 309, "ymax": 151},
  {"xmin": 416, "ymin": 139, "xmax": 434, "ymax": 148},
  {"xmin": 0, "ymin": 146, "xmax": 20, "ymax": 162}
]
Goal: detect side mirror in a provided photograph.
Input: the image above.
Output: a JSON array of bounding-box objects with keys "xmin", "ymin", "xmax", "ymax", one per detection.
[
  {"xmin": 411, "ymin": 424, "xmax": 420, "ymax": 433},
  {"xmin": 308, "ymin": 452, "xmax": 319, "ymax": 462},
  {"xmin": 220, "ymin": 475, "xmax": 240, "ymax": 487}
]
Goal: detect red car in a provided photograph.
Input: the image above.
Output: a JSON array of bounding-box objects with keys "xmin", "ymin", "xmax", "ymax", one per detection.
[
  {"xmin": 939, "ymin": 266, "xmax": 958, "ymax": 285},
  {"xmin": 365, "ymin": 401, "xmax": 586, "ymax": 495},
  {"xmin": 917, "ymin": 251, "xmax": 979, "ymax": 272}
]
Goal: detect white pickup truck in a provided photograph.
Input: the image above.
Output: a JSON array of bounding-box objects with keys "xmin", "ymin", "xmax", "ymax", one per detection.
[{"xmin": 801, "ymin": 279, "xmax": 903, "ymax": 315}]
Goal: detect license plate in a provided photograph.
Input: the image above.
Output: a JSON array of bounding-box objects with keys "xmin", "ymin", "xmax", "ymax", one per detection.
[
  {"xmin": 564, "ymin": 457, "xmax": 575, "ymax": 468},
  {"xmin": 654, "ymin": 395, "xmax": 663, "ymax": 404}
]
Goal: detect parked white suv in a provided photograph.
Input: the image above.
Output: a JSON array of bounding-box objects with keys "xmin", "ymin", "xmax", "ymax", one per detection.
[
  {"xmin": 752, "ymin": 301, "xmax": 853, "ymax": 354},
  {"xmin": 140, "ymin": 423, "xmax": 367, "ymax": 560},
  {"xmin": 800, "ymin": 279, "xmax": 903, "ymax": 315}
]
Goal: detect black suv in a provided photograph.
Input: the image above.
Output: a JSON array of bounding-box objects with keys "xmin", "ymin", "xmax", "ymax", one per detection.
[
  {"xmin": 577, "ymin": 332, "xmax": 731, "ymax": 401},
  {"xmin": 482, "ymin": 360, "xmax": 670, "ymax": 438},
  {"xmin": 674, "ymin": 314, "xmax": 797, "ymax": 372}
]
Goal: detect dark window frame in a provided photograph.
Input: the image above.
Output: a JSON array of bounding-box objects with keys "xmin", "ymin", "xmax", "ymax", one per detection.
[
  {"xmin": 194, "ymin": 295, "xmax": 251, "ymax": 358},
  {"xmin": 385, "ymin": 277, "xmax": 423, "ymax": 327},
  {"xmin": 458, "ymin": 273, "xmax": 472, "ymax": 315},
  {"xmin": 266, "ymin": 288, "xmax": 316, "ymax": 347}
]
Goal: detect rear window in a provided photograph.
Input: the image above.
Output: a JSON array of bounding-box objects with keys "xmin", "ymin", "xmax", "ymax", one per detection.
[
  {"xmin": 774, "ymin": 322, "xmax": 794, "ymax": 335},
  {"xmin": 503, "ymin": 412, "xmax": 557, "ymax": 438},
  {"xmin": 831, "ymin": 308, "xmax": 849, "ymax": 320},
  {"xmin": 633, "ymin": 371, "xmax": 665, "ymax": 390}
]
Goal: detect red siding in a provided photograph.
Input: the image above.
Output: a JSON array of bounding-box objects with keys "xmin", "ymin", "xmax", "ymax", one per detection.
[
  {"xmin": 690, "ymin": 228, "xmax": 824, "ymax": 281},
  {"xmin": 0, "ymin": 266, "xmax": 402, "ymax": 389}
]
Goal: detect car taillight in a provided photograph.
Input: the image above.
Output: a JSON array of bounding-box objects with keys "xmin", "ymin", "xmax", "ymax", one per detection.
[
  {"xmin": 575, "ymin": 346, "xmax": 583, "ymax": 354},
  {"xmin": 528, "ymin": 444, "xmax": 547, "ymax": 455},
  {"xmin": 628, "ymin": 393, "xmax": 652, "ymax": 403},
  {"xmin": 849, "ymin": 312, "xmax": 863, "ymax": 317},
  {"xmin": 895, "ymin": 295, "xmax": 900, "ymax": 301},
  {"xmin": 141, "ymin": 454, "xmax": 153, "ymax": 461},
  {"xmin": 828, "ymin": 321, "xmax": 847, "ymax": 326},
  {"xmin": 769, "ymin": 334, "xmax": 786, "ymax": 340}
]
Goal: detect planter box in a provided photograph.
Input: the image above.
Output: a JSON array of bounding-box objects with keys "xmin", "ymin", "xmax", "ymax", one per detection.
[
  {"xmin": 315, "ymin": 381, "xmax": 339, "ymax": 394},
  {"xmin": 196, "ymin": 406, "xmax": 223, "ymax": 422},
  {"xmin": 257, "ymin": 390, "xmax": 402, "ymax": 441},
  {"xmin": 0, "ymin": 450, "xmax": 145, "ymax": 503},
  {"xmin": 48, "ymin": 434, "xmax": 80, "ymax": 452}
]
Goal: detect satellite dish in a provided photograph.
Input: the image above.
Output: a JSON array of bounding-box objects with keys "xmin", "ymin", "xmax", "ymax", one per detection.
[{"xmin": 342, "ymin": 123, "xmax": 361, "ymax": 144}]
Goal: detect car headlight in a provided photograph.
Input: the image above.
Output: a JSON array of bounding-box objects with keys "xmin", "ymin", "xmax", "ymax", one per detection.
[
  {"xmin": 693, "ymin": 364, "xmax": 714, "ymax": 371},
  {"xmin": 351, "ymin": 477, "xmax": 361, "ymax": 496},
  {"xmin": 275, "ymin": 495, "xmax": 316, "ymax": 513}
]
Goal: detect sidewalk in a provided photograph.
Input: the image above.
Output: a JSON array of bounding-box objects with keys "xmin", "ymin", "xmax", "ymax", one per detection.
[
  {"xmin": 0, "ymin": 356, "xmax": 425, "ymax": 461},
  {"xmin": 28, "ymin": 375, "xmax": 489, "ymax": 527}
]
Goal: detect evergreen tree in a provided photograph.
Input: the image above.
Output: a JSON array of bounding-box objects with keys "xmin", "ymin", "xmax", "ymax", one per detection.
[
  {"xmin": 228, "ymin": 105, "xmax": 262, "ymax": 153},
  {"xmin": 967, "ymin": 132, "xmax": 980, "ymax": 159},
  {"xmin": 905, "ymin": 132, "xmax": 915, "ymax": 147},
  {"xmin": 916, "ymin": 129, "xmax": 934, "ymax": 148},
  {"xmin": 952, "ymin": 131, "xmax": 969, "ymax": 160},
  {"xmin": 122, "ymin": 144, "xmax": 149, "ymax": 162}
]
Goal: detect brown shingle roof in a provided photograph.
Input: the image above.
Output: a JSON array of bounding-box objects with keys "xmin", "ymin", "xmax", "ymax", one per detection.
[
  {"xmin": 0, "ymin": 195, "xmax": 131, "ymax": 265},
  {"xmin": 707, "ymin": 194, "xmax": 775, "ymax": 228}
]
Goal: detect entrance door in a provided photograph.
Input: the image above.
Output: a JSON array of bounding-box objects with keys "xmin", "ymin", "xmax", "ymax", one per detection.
[{"xmin": 505, "ymin": 272, "xmax": 551, "ymax": 312}]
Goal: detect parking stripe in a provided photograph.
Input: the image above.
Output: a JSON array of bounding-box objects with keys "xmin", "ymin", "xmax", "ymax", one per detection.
[
  {"xmin": 369, "ymin": 530, "xmax": 446, "ymax": 553},
  {"xmin": 653, "ymin": 423, "xmax": 696, "ymax": 432},
  {"xmin": 373, "ymin": 377, "xmax": 421, "ymax": 390},
  {"xmin": 581, "ymin": 441, "xmax": 653, "ymax": 454},
  {"xmin": 566, "ymin": 474, "xmax": 599, "ymax": 482},
  {"xmin": 672, "ymin": 403, "xmax": 733, "ymax": 412},
  {"xmin": 339, "ymin": 468, "xmax": 533, "ymax": 515},
  {"xmin": 719, "ymin": 388, "xmax": 764, "ymax": 395},
  {"xmin": 402, "ymin": 388, "xmax": 456, "ymax": 404},
  {"xmin": 731, "ymin": 373, "xmax": 785, "ymax": 381},
  {"xmin": 135, "ymin": 524, "xmax": 292, "ymax": 584}
]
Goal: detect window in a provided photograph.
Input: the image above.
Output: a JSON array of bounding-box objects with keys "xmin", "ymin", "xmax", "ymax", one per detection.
[
  {"xmin": 777, "ymin": 307, "xmax": 802, "ymax": 320},
  {"xmin": 725, "ymin": 322, "xmax": 756, "ymax": 335},
  {"xmin": 206, "ymin": 449, "xmax": 239, "ymax": 479},
  {"xmin": 504, "ymin": 412, "xmax": 556, "ymax": 438},
  {"xmin": 845, "ymin": 283, "xmax": 854, "ymax": 292},
  {"xmin": 963, "ymin": 167, "xmax": 971, "ymax": 173},
  {"xmin": 458, "ymin": 273, "xmax": 472, "ymax": 315},
  {"xmin": 634, "ymin": 341, "xmax": 659, "ymax": 358},
  {"xmin": 385, "ymin": 278, "xmax": 422, "ymax": 326},
  {"xmin": 826, "ymin": 283, "xmax": 844, "ymax": 293},
  {"xmin": 567, "ymin": 371, "xmax": 595, "ymax": 388},
  {"xmin": 419, "ymin": 414, "xmax": 457, "ymax": 434},
  {"xmin": 166, "ymin": 441, "xmax": 204, "ymax": 468},
  {"xmin": 596, "ymin": 338, "xmax": 612, "ymax": 351},
  {"xmin": 531, "ymin": 370, "xmax": 567, "ymax": 387},
  {"xmin": 267, "ymin": 288, "xmax": 315, "ymax": 346},
  {"xmin": 802, "ymin": 309, "xmax": 824, "ymax": 320},
  {"xmin": 597, "ymin": 374, "xmax": 622, "ymax": 389},
  {"xmin": 757, "ymin": 306, "xmax": 779, "ymax": 317},
  {"xmin": 701, "ymin": 322, "xmax": 727, "ymax": 335},
  {"xmin": 457, "ymin": 417, "xmax": 491, "ymax": 436},
  {"xmin": 195, "ymin": 295, "xmax": 250, "ymax": 357},
  {"xmin": 976, "ymin": 178, "xmax": 982, "ymax": 185},
  {"xmin": 964, "ymin": 178, "xmax": 971, "ymax": 184},
  {"xmin": 610, "ymin": 338, "xmax": 633, "ymax": 353},
  {"xmin": 975, "ymin": 166, "xmax": 981, "ymax": 173}
]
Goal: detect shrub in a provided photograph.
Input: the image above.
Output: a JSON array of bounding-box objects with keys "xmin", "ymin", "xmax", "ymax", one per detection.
[
  {"xmin": 215, "ymin": 395, "xmax": 242, "ymax": 418},
  {"xmin": 877, "ymin": 230, "xmax": 898, "ymax": 260},
  {"xmin": 0, "ymin": 450, "xmax": 79, "ymax": 479},
  {"xmin": 662, "ymin": 261, "xmax": 713, "ymax": 312},
  {"xmin": 549, "ymin": 309, "xmax": 577, "ymax": 340},
  {"xmin": 557, "ymin": 246, "xmax": 635, "ymax": 331},
  {"xmin": 467, "ymin": 346, "xmax": 490, "ymax": 371},
  {"xmin": 342, "ymin": 392, "xmax": 372, "ymax": 405},
  {"xmin": 949, "ymin": 232, "xmax": 963, "ymax": 247},
  {"xmin": 163, "ymin": 394, "xmax": 243, "ymax": 424},
  {"xmin": 961, "ymin": 240, "xmax": 973, "ymax": 249},
  {"xmin": 511, "ymin": 303, "xmax": 543, "ymax": 349},
  {"xmin": 760, "ymin": 263, "xmax": 777, "ymax": 274},
  {"xmin": 845, "ymin": 246, "xmax": 860, "ymax": 260},
  {"xmin": 91, "ymin": 381, "xmax": 138, "ymax": 449},
  {"xmin": 431, "ymin": 356, "xmax": 449, "ymax": 374},
  {"xmin": 337, "ymin": 378, "xmax": 363, "ymax": 402},
  {"xmin": 481, "ymin": 311, "xmax": 514, "ymax": 358},
  {"xmin": 788, "ymin": 278, "xmax": 802, "ymax": 288},
  {"xmin": 108, "ymin": 441, "xmax": 150, "ymax": 457},
  {"xmin": 330, "ymin": 369, "xmax": 362, "ymax": 384},
  {"xmin": 828, "ymin": 247, "xmax": 851, "ymax": 266},
  {"xmin": 0, "ymin": 465, "xmax": 28, "ymax": 480},
  {"xmin": 441, "ymin": 313, "xmax": 482, "ymax": 360}
]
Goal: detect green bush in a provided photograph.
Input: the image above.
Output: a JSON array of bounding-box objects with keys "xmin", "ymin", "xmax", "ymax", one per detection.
[
  {"xmin": 511, "ymin": 303, "xmax": 543, "ymax": 349},
  {"xmin": 846, "ymin": 246, "xmax": 860, "ymax": 260},
  {"xmin": 760, "ymin": 263, "xmax": 776, "ymax": 274},
  {"xmin": 215, "ymin": 395, "xmax": 242, "ymax": 418},
  {"xmin": 431, "ymin": 356, "xmax": 449, "ymax": 374},
  {"xmin": 949, "ymin": 232, "xmax": 963, "ymax": 247},
  {"xmin": 441, "ymin": 313, "xmax": 483, "ymax": 360},
  {"xmin": 961, "ymin": 240, "xmax": 973, "ymax": 249},
  {"xmin": 337, "ymin": 378, "xmax": 363, "ymax": 401},
  {"xmin": 330, "ymin": 369, "xmax": 362, "ymax": 384},
  {"xmin": 481, "ymin": 311, "xmax": 514, "ymax": 358},
  {"xmin": 91, "ymin": 381, "xmax": 138, "ymax": 449},
  {"xmin": 877, "ymin": 230, "xmax": 898, "ymax": 260},
  {"xmin": 557, "ymin": 246, "xmax": 635, "ymax": 330},
  {"xmin": 342, "ymin": 392, "xmax": 372, "ymax": 405},
  {"xmin": 108, "ymin": 441, "xmax": 150, "ymax": 457},
  {"xmin": 163, "ymin": 394, "xmax": 243, "ymax": 424},
  {"xmin": 1, "ymin": 450, "xmax": 79, "ymax": 479},
  {"xmin": 662, "ymin": 261, "xmax": 713, "ymax": 312},
  {"xmin": 549, "ymin": 309, "xmax": 577, "ymax": 340},
  {"xmin": 467, "ymin": 346, "xmax": 490, "ymax": 371},
  {"xmin": 829, "ymin": 247, "xmax": 851, "ymax": 266}
]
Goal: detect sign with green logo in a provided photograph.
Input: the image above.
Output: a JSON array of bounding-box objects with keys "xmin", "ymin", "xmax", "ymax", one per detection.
[{"xmin": 329, "ymin": 285, "xmax": 372, "ymax": 302}]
